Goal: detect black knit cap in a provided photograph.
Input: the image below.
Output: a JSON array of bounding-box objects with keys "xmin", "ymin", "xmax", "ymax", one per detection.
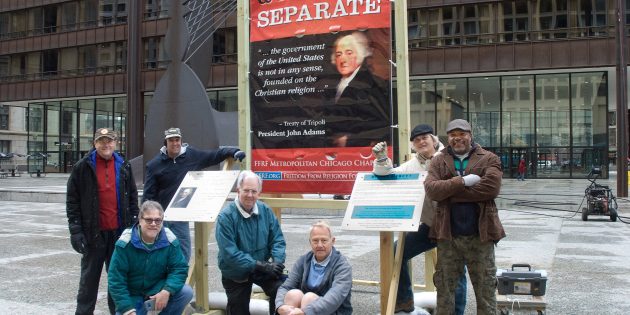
[{"xmin": 409, "ymin": 124, "xmax": 434, "ymax": 141}]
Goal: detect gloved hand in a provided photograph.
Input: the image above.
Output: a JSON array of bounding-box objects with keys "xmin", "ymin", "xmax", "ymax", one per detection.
[
  {"xmin": 372, "ymin": 141, "xmax": 388, "ymax": 161},
  {"xmin": 462, "ymin": 174, "xmax": 481, "ymax": 187},
  {"xmin": 255, "ymin": 261, "xmax": 285, "ymax": 278},
  {"xmin": 233, "ymin": 150, "xmax": 246, "ymax": 161},
  {"xmin": 70, "ymin": 232, "xmax": 87, "ymax": 254}
]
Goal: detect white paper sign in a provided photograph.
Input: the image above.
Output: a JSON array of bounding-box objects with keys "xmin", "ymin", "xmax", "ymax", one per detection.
[
  {"xmin": 341, "ymin": 172, "xmax": 426, "ymax": 231},
  {"xmin": 164, "ymin": 170, "xmax": 240, "ymax": 222}
]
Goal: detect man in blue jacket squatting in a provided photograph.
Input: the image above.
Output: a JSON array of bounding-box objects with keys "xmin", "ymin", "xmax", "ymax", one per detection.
[
  {"xmin": 275, "ymin": 220, "xmax": 353, "ymax": 315},
  {"xmin": 108, "ymin": 200, "xmax": 192, "ymax": 315},
  {"xmin": 215, "ymin": 170, "xmax": 287, "ymax": 315},
  {"xmin": 143, "ymin": 127, "xmax": 245, "ymax": 262}
]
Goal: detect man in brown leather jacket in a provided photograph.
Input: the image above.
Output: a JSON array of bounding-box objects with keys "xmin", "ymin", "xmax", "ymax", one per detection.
[{"xmin": 425, "ymin": 119, "xmax": 505, "ymax": 315}]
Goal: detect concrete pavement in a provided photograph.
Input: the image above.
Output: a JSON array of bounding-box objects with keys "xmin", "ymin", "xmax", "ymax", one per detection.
[{"xmin": 0, "ymin": 172, "xmax": 629, "ymax": 314}]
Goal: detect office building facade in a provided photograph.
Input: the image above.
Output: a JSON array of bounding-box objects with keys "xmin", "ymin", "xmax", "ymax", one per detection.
[{"xmin": 0, "ymin": 0, "xmax": 627, "ymax": 179}]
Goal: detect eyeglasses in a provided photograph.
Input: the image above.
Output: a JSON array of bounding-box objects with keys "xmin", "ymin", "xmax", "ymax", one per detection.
[
  {"xmin": 241, "ymin": 189, "xmax": 259, "ymax": 195},
  {"xmin": 142, "ymin": 217, "xmax": 163, "ymax": 225}
]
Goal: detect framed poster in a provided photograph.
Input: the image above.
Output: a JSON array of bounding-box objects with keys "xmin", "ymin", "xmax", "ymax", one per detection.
[{"xmin": 249, "ymin": 0, "xmax": 393, "ymax": 194}]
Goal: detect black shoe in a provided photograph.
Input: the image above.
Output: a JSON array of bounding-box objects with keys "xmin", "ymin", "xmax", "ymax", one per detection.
[{"xmin": 394, "ymin": 299, "xmax": 415, "ymax": 313}]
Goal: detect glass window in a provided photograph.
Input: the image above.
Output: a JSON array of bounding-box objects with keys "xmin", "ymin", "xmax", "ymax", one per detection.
[
  {"xmin": 533, "ymin": 0, "xmax": 569, "ymax": 39},
  {"xmin": 571, "ymin": 72, "xmax": 607, "ymax": 147},
  {"xmin": 0, "ymin": 140, "xmax": 9, "ymax": 153},
  {"xmin": 536, "ymin": 74, "xmax": 570, "ymax": 146},
  {"xmin": 435, "ymin": 78, "xmax": 466, "ymax": 137},
  {"xmin": 499, "ymin": 0, "xmax": 530, "ymax": 42},
  {"xmin": 0, "ymin": 55, "xmax": 8, "ymax": 77},
  {"xmin": 216, "ymin": 90, "xmax": 238, "ymax": 112},
  {"xmin": 81, "ymin": 0, "xmax": 99, "ymax": 27},
  {"xmin": 461, "ymin": 4, "xmax": 495, "ymax": 44},
  {"xmin": 97, "ymin": 43, "xmax": 115, "ymax": 73},
  {"xmin": 27, "ymin": 52, "xmax": 42, "ymax": 77},
  {"xmin": 43, "ymin": 5, "xmax": 58, "ymax": 34},
  {"xmin": 410, "ymin": 80, "xmax": 436, "ymax": 130},
  {"xmin": 96, "ymin": 98, "xmax": 113, "ymax": 129},
  {"xmin": 145, "ymin": 0, "xmax": 168, "ymax": 19},
  {"xmin": 12, "ymin": 10, "xmax": 28, "ymax": 37},
  {"xmin": 62, "ymin": 2, "xmax": 78, "ymax": 31},
  {"xmin": 46, "ymin": 102, "xmax": 61, "ymax": 172},
  {"xmin": 441, "ymin": 6, "xmax": 461, "ymax": 45},
  {"xmin": 144, "ymin": 37, "xmax": 163, "ymax": 69},
  {"xmin": 0, "ymin": 12, "xmax": 10, "ymax": 38},
  {"xmin": 115, "ymin": 42, "xmax": 126, "ymax": 72},
  {"xmin": 79, "ymin": 99, "xmax": 94, "ymax": 153},
  {"xmin": 502, "ymin": 75, "xmax": 534, "ymax": 146},
  {"xmin": 469, "ymin": 77, "xmax": 500, "ymax": 147},
  {"xmin": 79, "ymin": 45, "xmax": 97, "ymax": 74},
  {"xmin": 0, "ymin": 107, "xmax": 9, "ymax": 130},
  {"xmin": 28, "ymin": 103, "xmax": 45, "ymax": 155},
  {"xmin": 60, "ymin": 48, "xmax": 78, "ymax": 75},
  {"xmin": 213, "ymin": 28, "xmax": 237, "ymax": 63},
  {"xmin": 32, "ymin": 7, "xmax": 44, "ymax": 35},
  {"xmin": 42, "ymin": 50, "xmax": 58, "ymax": 77},
  {"xmin": 61, "ymin": 101, "xmax": 78, "ymax": 163},
  {"xmin": 114, "ymin": 97, "xmax": 126, "ymax": 154}
]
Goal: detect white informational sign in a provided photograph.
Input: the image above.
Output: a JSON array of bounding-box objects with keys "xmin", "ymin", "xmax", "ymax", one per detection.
[
  {"xmin": 164, "ymin": 170, "xmax": 240, "ymax": 222},
  {"xmin": 341, "ymin": 172, "xmax": 426, "ymax": 231}
]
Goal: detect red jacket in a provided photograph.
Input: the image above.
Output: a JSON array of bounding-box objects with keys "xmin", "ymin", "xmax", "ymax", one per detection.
[{"xmin": 518, "ymin": 159, "xmax": 526, "ymax": 173}]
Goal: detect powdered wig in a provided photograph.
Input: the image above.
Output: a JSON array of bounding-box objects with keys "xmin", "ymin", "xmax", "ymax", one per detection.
[{"xmin": 330, "ymin": 31, "xmax": 372, "ymax": 66}]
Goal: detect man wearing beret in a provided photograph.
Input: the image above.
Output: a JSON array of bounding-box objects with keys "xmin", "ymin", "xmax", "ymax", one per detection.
[
  {"xmin": 66, "ymin": 127, "xmax": 139, "ymax": 315},
  {"xmin": 143, "ymin": 127, "xmax": 246, "ymax": 262},
  {"xmin": 424, "ymin": 119, "xmax": 505, "ymax": 315},
  {"xmin": 372, "ymin": 124, "xmax": 467, "ymax": 314}
]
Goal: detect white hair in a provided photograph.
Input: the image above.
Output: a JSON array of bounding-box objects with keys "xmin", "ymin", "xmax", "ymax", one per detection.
[
  {"xmin": 236, "ymin": 170, "xmax": 263, "ymax": 192},
  {"xmin": 330, "ymin": 31, "xmax": 372, "ymax": 66}
]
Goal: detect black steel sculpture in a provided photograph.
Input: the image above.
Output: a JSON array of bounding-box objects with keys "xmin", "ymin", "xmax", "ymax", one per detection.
[{"xmin": 142, "ymin": 0, "xmax": 238, "ymax": 168}]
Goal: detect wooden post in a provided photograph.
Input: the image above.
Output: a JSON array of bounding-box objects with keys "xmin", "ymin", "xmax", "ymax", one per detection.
[
  {"xmin": 386, "ymin": 232, "xmax": 406, "ymax": 314},
  {"xmin": 424, "ymin": 248, "xmax": 437, "ymax": 291},
  {"xmin": 379, "ymin": 231, "xmax": 394, "ymax": 314},
  {"xmin": 192, "ymin": 222, "xmax": 211, "ymax": 312}
]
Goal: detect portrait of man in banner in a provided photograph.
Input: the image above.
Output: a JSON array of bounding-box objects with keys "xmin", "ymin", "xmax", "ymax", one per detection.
[{"xmin": 321, "ymin": 30, "xmax": 390, "ymax": 148}]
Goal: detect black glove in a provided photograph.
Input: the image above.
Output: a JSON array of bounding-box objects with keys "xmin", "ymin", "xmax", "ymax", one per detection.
[
  {"xmin": 255, "ymin": 261, "xmax": 284, "ymax": 278},
  {"xmin": 233, "ymin": 150, "xmax": 246, "ymax": 161},
  {"xmin": 70, "ymin": 232, "xmax": 87, "ymax": 254}
]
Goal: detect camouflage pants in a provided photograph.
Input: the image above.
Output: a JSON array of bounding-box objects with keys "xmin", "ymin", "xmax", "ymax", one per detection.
[{"xmin": 434, "ymin": 235, "xmax": 497, "ymax": 315}]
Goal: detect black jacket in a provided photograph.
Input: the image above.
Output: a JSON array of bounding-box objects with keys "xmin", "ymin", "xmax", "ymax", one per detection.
[{"xmin": 66, "ymin": 150, "xmax": 139, "ymax": 243}]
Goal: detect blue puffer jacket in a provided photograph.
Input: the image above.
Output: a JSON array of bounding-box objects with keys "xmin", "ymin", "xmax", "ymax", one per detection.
[
  {"xmin": 108, "ymin": 224, "xmax": 188, "ymax": 314},
  {"xmin": 215, "ymin": 200, "xmax": 286, "ymax": 280},
  {"xmin": 143, "ymin": 144, "xmax": 239, "ymax": 208}
]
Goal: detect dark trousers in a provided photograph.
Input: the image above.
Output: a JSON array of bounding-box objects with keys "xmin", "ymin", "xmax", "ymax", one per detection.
[
  {"xmin": 221, "ymin": 272, "xmax": 283, "ymax": 315},
  {"xmin": 75, "ymin": 230, "xmax": 117, "ymax": 315}
]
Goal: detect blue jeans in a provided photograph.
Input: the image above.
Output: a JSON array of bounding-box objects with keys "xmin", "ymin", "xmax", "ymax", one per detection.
[
  {"xmin": 115, "ymin": 285, "xmax": 193, "ymax": 315},
  {"xmin": 165, "ymin": 221, "xmax": 191, "ymax": 262},
  {"xmin": 396, "ymin": 223, "xmax": 467, "ymax": 314}
]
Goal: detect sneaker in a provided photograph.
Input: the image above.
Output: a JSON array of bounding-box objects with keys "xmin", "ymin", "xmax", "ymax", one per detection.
[{"xmin": 394, "ymin": 299, "xmax": 415, "ymax": 313}]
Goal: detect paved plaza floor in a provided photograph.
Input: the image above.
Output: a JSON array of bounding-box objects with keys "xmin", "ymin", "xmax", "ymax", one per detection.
[{"xmin": 0, "ymin": 172, "xmax": 629, "ymax": 314}]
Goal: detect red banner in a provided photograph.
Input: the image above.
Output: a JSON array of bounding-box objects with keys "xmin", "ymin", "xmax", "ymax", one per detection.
[
  {"xmin": 252, "ymin": 147, "xmax": 392, "ymax": 194},
  {"xmin": 249, "ymin": 0, "xmax": 392, "ymax": 194},
  {"xmin": 250, "ymin": 0, "xmax": 391, "ymax": 41}
]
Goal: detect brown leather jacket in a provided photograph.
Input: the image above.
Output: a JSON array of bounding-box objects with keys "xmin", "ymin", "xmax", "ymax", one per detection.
[{"xmin": 425, "ymin": 144, "xmax": 506, "ymax": 242}]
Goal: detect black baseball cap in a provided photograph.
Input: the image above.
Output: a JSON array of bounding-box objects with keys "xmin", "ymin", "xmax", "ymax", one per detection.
[{"xmin": 409, "ymin": 124, "xmax": 434, "ymax": 141}]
